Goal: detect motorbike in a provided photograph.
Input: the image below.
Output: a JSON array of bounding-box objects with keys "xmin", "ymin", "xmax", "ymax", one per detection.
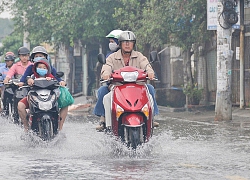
[
  {"xmin": 2, "ymin": 79, "xmax": 19, "ymax": 120},
  {"xmin": 21, "ymin": 77, "xmax": 61, "ymax": 141},
  {"xmin": 0, "ymin": 74, "xmax": 27, "ymax": 124},
  {"xmin": 97, "ymin": 52, "xmax": 157, "ymax": 149}
]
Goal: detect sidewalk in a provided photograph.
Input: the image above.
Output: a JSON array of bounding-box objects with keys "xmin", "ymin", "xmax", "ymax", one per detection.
[
  {"xmin": 68, "ymin": 95, "xmax": 250, "ymax": 128},
  {"xmin": 157, "ymin": 105, "xmax": 250, "ymax": 128},
  {"xmin": 68, "ymin": 95, "xmax": 94, "ymax": 113}
]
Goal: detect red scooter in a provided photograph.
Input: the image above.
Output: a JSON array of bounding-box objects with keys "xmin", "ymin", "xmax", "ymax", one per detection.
[{"xmin": 98, "ymin": 53, "xmax": 156, "ymax": 149}]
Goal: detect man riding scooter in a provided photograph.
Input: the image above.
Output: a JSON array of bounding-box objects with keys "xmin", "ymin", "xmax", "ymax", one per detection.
[
  {"xmin": 0, "ymin": 52, "xmax": 15, "ymax": 116},
  {"xmin": 3, "ymin": 47, "xmax": 32, "ymax": 123},
  {"xmin": 95, "ymin": 30, "xmax": 159, "ymax": 131}
]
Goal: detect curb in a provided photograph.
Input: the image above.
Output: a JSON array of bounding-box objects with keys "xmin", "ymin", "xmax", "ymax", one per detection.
[{"xmin": 158, "ymin": 105, "xmax": 215, "ymax": 112}]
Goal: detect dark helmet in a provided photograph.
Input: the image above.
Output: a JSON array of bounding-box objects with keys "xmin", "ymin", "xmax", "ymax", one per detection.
[
  {"xmin": 118, "ymin": 31, "xmax": 136, "ymax": 45},
  {"xmin": 18, "ymin": 47, "xmax": 30, "ymax": 55},
  {"xmin": 4, "ymin": 52, "xmax": 15, "ymax": 61},
  {"xmin": 30, "ymin": 46, "xmax": 48, "ymax": 60}
]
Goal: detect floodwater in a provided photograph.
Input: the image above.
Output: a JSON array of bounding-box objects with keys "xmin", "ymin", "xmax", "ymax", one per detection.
[{"xmin": 0, "ymin": 114, "xmax": 250, "ymax": 180}]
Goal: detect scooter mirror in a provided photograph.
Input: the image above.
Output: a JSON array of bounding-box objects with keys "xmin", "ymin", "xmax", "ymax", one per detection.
[
  {"xmin": 0, "ymin": 73, "xmax": 2, "ymax": 76},
  {"xmin": 150, "ymin": 51, "xmax": 158, "ymax": 63},
  {"xmin": 56, "ymin": 72, "xmax": 64, "ymax": 78},
  {"xmin": 97, "ymin": 53, "xmax": 106, "ymax": 64}
]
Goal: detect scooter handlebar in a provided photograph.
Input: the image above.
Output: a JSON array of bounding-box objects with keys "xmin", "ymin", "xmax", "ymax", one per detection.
[
  {"xmin": 19, "ymin": 79, "xmax": 60, "ymax": 90},
  {"xmin": 146, "ymin": 77, "xmax": 158, "ymax": 81},
  {"xmin": 100, "ymin": 78, "xmax": 113, "ymax": 84}
]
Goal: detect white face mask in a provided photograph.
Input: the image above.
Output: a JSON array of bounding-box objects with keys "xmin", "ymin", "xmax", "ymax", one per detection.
[{"xmin": 109, "ymin": 42, "xmax": 119, "ymax": 52}]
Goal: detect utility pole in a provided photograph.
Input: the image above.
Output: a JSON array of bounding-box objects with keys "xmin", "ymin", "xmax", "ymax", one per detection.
[
  {"xmin": 215, "ymin": 0, "xmax": 236, "ymax": 120},
  {"xmin": 82, "ymin": 45, "xmax": 88, "ymax": 96},
  {"xmin": 239, "ymin": 0, "xmax": 245, "ymax": 109}
]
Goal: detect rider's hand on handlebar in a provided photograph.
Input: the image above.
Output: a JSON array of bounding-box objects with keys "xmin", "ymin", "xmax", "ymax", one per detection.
[
  {"xmin": 147, "ymin": 72, "xmax": 154, "ymax": 80},
  {"xmin": 46, "ymin": 77, "xmax": 52, "ymax": 81},
  {"xmin": 3, "ymin": 79, "xmax": 9, "ymax": 84},
  {"xmin": 18, "ymin": 82, "xmax": 24, "ymax": 87},
  {"xmin": 59, "ymin": 81, "xmax": 66, "ymax": 87},
  {"xmin": 102, "ymin": 74, "xmax": 110, "ymax": 80},
  {"xmin": 27, "ymin": 78, "xmax": 34, "ymax": 86}
]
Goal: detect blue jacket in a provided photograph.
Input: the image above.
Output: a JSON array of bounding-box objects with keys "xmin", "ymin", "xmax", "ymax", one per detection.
[
  {"xmin": 0, "ymin": 63, "xmax": 6, "ymax": 67},
  {"xmin": 20, "ymin": 64, "xmax": 62, "ymax": 83},
  {"xmin": 106, "ymin": 48, "xmax": 120, "ymax": 58},
  {"xmin": 0, "ymin": 65, "xmax": 10, "ymax": 87}
]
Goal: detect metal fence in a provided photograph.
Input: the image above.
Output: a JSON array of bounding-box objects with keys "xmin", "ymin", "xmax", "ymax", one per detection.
[{"xmin": 231, "ymin": 24, "xmax": 250, "ymax": 106}]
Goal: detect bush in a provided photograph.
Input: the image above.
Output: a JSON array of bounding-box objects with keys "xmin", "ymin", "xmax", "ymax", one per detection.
[{"xmin": 182, "ymin": 83, "xmax": 203, "ymax": 105}]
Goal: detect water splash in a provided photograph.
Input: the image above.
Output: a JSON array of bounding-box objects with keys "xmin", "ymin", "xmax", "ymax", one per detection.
[{"xmin": 20, "ymin": 131, "xmax": 67, "ymax": 148}]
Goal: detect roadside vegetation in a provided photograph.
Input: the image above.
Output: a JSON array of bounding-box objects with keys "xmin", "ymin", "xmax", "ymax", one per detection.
[{"xmin": 0, "ymin": 0, "xmax": 214, "ymax": 89}]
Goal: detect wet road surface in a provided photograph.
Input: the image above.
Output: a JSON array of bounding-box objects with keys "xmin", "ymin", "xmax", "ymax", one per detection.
[{"xmin": 0, "ymin": 113, "xmax": 250, "ymax": 180}]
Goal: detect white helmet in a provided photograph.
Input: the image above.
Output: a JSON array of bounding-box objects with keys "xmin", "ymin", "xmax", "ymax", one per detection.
[{"xmin": 106, "ymin": 30, "xmax": 123, "ymax": 39}]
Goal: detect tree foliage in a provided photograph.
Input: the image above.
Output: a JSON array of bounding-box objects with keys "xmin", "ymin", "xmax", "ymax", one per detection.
[
  {"xmin": 0, "ymin": 0, "xmax": 213, "ymax": 56},
  {"xmin": 114, "ymin": 0, "xmax": 213, "ymax": 51},
  {"xmin": 114, "ymin": 0, "xmax": 167, "ymax": 50},
  {"xmin": 166, "ymin": 0, "xmax": 213, "ymax": 50},
  {"xmin": 0, "ymin": 0, "xmax": 14, "ymax": 14},
  {"xmin": 0, "ymin": 31, "xmax": 23, "ymax": 56},
  {"xmin": 0, "ymin": 18, "xmax": 13, "ymax": 40},
  {"xmin": 11, "ymin": 0, "xmax": 120, "ymax": 48}
]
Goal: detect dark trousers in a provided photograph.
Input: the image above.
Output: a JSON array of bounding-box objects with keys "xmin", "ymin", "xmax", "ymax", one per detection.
[{"xmin": 2, "ymin": 91, "xmax": 13, "ymax": 116}]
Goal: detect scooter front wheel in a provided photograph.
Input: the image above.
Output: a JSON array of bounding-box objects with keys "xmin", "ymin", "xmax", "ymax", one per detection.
[
  {"xmin": 128, "ymin": 127, "xmax": 141, "ymax": 149},
  {"xmin": 38, "ymin": 116, "xmax": 53, "ymax": 141}
]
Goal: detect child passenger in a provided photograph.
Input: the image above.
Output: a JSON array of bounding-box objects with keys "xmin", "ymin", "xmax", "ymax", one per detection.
[{"xmin": 18, "ymin": 58, "xmax": 55, "ymax": 131}]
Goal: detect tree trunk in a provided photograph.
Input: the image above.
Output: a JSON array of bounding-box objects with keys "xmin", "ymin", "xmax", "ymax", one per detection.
[{"xmin": 183, "ymin": 48, "xmax": 193, "ymax": 107}]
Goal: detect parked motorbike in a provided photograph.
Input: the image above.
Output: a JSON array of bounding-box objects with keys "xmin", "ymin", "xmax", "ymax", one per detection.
[
  {"xmin": 21, "ymin": 78, "xmax": 61, "ymax": 141},
  {"xmin": 97, "ymin": 53, "xmax": 157, "ymax": 149}
]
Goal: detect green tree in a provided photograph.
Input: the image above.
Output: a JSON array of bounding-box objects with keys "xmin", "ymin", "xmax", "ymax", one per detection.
[
  {"xmin": 114, "ymin": 0, "xmax": 212, "ymax": 54},
  {"xmin": 0, "ymin": 0, "xmax": 122, "ymax": 59},
  {"xmin": 0, "ymin": 18, "xmax": 13, "ymax": 39},
  {"xmin": 0, "ymin": 31, "xmax": 23, "ymax": 55},
  {"xmin": 114, "ymin": 0, "xmax": 164, "ymax": 54},
  {"xmin": 164, "ymin": 0, "xmax": 213, "ymax": 101},
  {"xmin": 114, "ymin": 0, "xmax": 213, "ymax": 105},
  {"xmin": 11, "ymin": 0, "xmax": 120, "ymax": 48},
  {"xmin": 0, "ymin": 0, "xmax": 14, "ymax": 14}
]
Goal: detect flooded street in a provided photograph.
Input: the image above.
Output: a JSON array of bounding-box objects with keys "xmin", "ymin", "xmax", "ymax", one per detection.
[{"xmin": 0, "ymin": 114, "xmax": 250, "ymax": 180}]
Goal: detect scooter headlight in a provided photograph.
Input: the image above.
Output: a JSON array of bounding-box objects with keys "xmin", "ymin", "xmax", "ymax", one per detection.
[
  {"xmin": 121, "ymin": 71, "xmax": 138, "ymax": 82},
  {"xmin": 141, "ymin": 104, "xmax": 149, "ymax": 119},
  {"xmin": 39, "ymin": 101, "xmax": 53, "ymax": 111},
  {"xmin": 116, "ymin": 104, "xmax": 124, "ymax": 119}
]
